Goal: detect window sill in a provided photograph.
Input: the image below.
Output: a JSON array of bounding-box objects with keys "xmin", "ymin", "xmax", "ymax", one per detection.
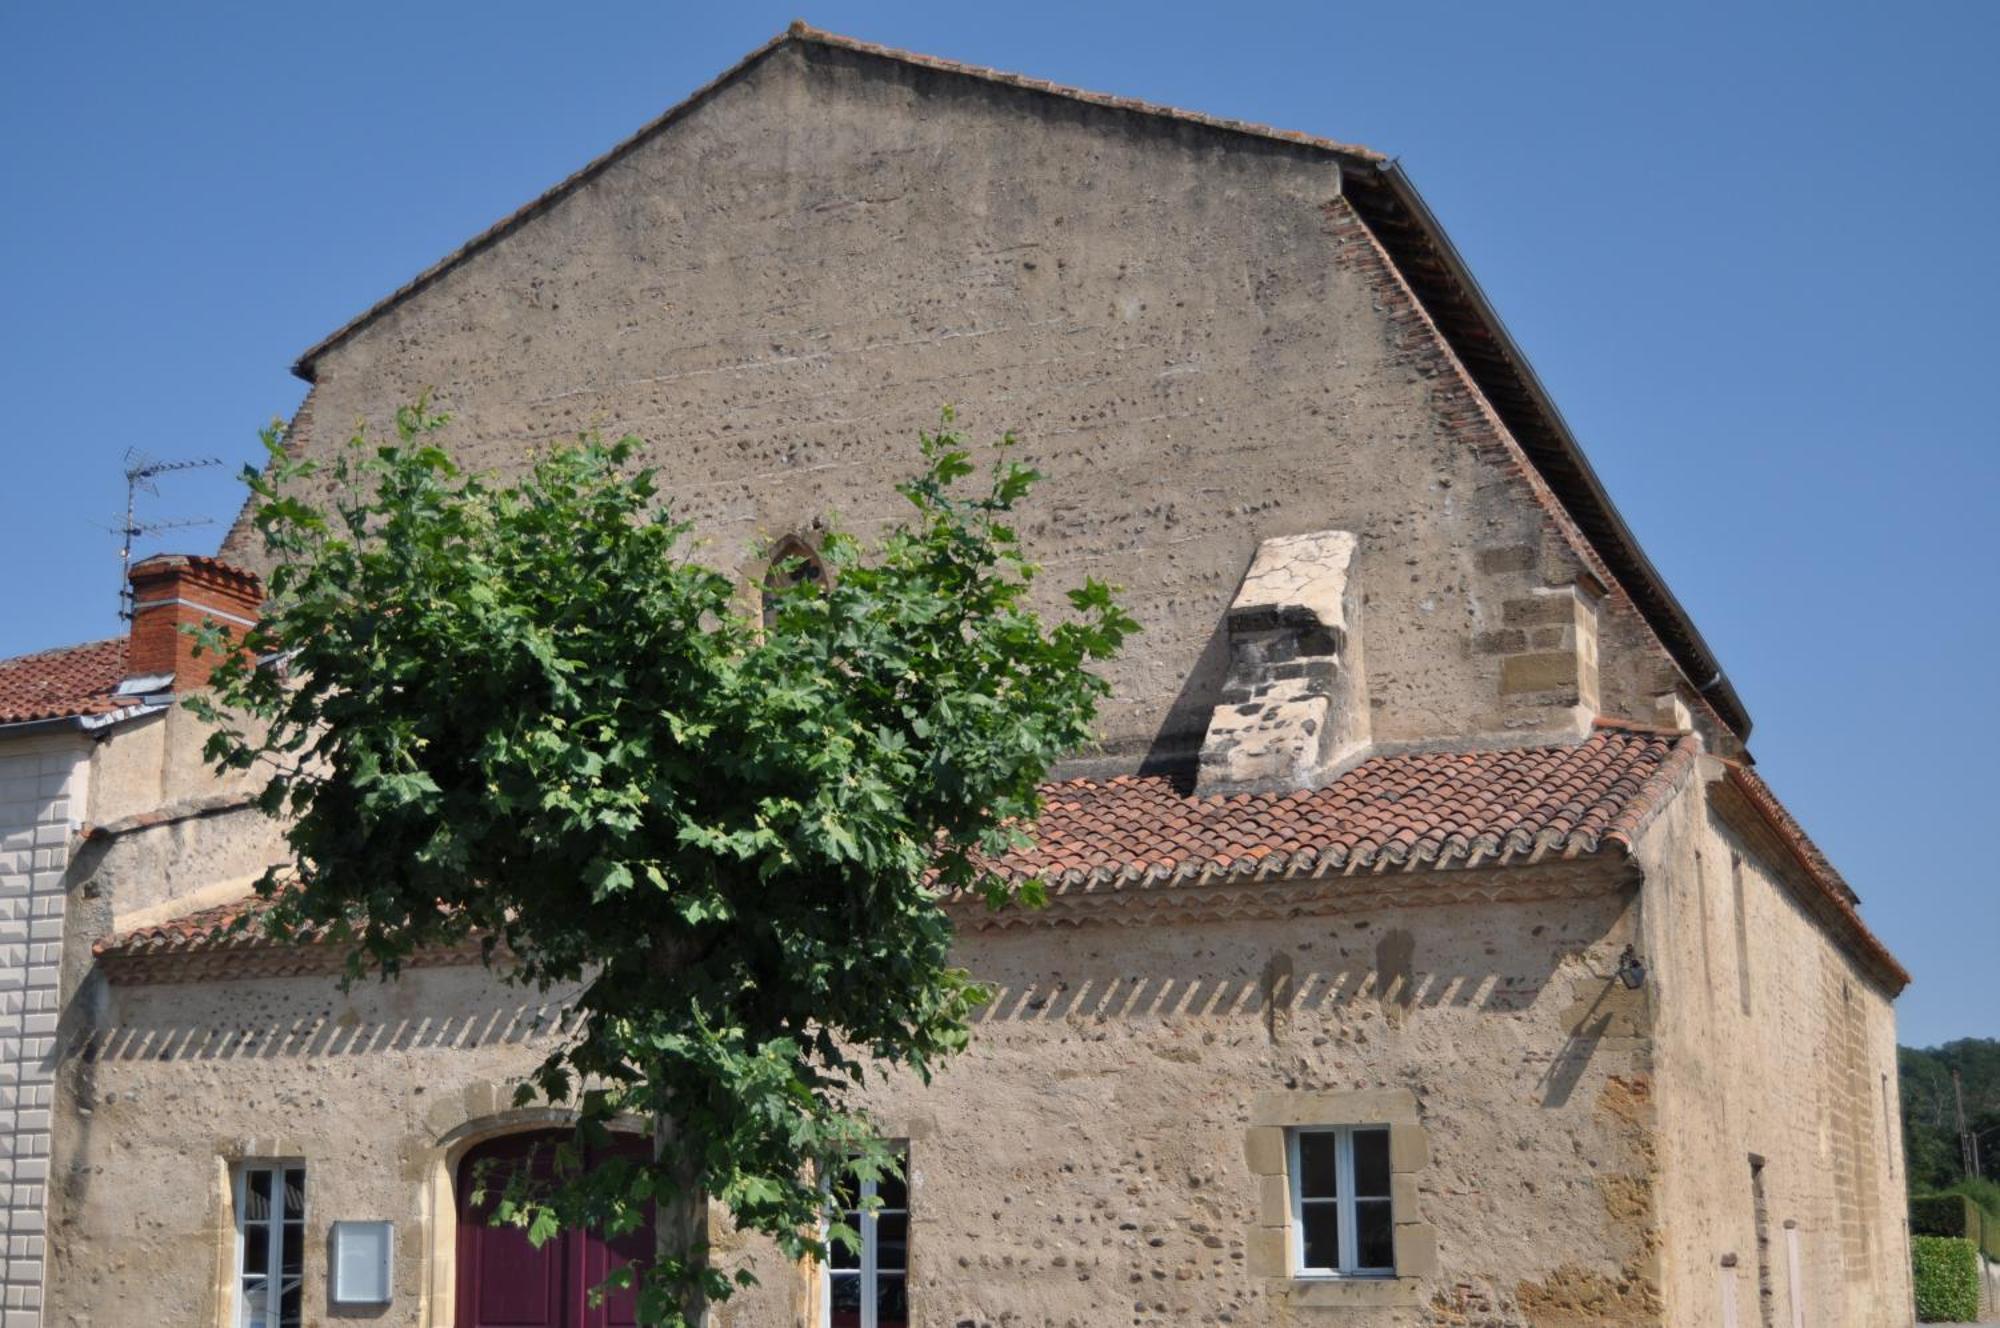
[{"xmin": 1282, "ymin": 1275, "xmax": 1422, "ymax": 1310}]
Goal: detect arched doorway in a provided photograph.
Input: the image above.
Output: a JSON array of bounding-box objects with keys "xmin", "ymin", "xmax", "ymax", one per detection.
[{"xmin": 455, "ymin": 1130, "xmax": 655, "ymax": 1328}]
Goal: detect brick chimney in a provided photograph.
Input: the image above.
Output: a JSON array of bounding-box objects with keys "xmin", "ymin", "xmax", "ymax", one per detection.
[{"xmin": 126, "ymin": 555, "xmax": 263, "ymax": 691}]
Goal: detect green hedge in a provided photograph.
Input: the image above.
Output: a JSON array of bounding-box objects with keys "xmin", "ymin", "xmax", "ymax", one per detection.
[
  {"xmin": 1912, "ymin": 1235, "xmax": 1981, "ymax": 1323},
  {"xmin": 1911, "ymin": 1193, "xmax": 1982, "ymax": 1241}
]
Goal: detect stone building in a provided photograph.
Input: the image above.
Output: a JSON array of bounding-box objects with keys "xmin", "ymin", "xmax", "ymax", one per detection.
[{"xmin": 0, "ymin": 23, "xmax": 1911, "ymax": 1328}]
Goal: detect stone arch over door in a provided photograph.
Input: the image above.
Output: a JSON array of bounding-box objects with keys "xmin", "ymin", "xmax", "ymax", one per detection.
[
  {"xmin": 417, "ymin": 1100, "xmax": 652, "ymax": 1328},
  {"xmin": 454, "ymin": 1129, "xmax": 654, "ymax": 1328}
]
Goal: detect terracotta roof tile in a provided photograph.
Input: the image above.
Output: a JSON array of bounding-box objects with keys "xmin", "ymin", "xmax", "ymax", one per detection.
[
  {"xmin": 0, "ymin": 638, "xmax": 130, "ymax": 725},
  {"xmin": 980, "ymin": 726, "xmax": 1696, "ymax": 891},
  {"xmin": 100, "ymin": 726, "xmax": 1695, "ymax": 968}
]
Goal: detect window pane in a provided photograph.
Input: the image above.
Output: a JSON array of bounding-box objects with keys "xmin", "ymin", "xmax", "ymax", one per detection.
[
  {"xmin": 279, "ymin": 1280, "xmax": 302, "ymax": 1328},
  {"xmin": 245, "ymin": 1169, "xmax": 273, "ymax": 1223},
  {"xmin": 241, "ymin": 1277, "xmax": 270, "ymax": 1328},
  {"xmin": 280, "ymin": 1226, "xmax": 303, "ymax": 1277},
  {"xmin": 1299, "ymin": 1201, "xmax": 1340, "ymax": 1271},
  {"xmin": 828, "ymin": 1270, "xmax": 861, "ymax": 1328},
  {"xmin": 244, "ymin": 1224, "xmax": 270, "ymax": 1276},
  {"xmin": 876, "ymin": 1211, "xmax": 908, "ymax": 1271},
  {"xmin": 877, "ymin": 1272, "xmax": 908, "ymax": 1326},
  {"xmin": 829, "ymin": 1169, "xmax": 859, "ymax": 1213},
  {"xmin": 1296, "ymin": 1132, "xmax": 1338, "ymax": 1199},
  {"xmin": 875, "ymin": 1168, "xmax": 907, "ymax": 1212},
  {"xmin": 827, "ymin": 1225, "xmax": 861, "ymax": 1271},
  {"xmin": 1352, "ymin": 1128, "xmax": 1390, "ymax": 1197},
  {"xmin": 282, "ymin": 1169, "xmax": 306, "ymax": 1220},
  {"xmin": 1356, "ymin": 1198, "xmax": 1394, "ymax": 1270}
]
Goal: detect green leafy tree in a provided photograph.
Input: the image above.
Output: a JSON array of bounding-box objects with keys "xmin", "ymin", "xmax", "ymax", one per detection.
[
  {"xmin": 190, "ymin": 403, "xmax": 1135, "ymax": 1324},
  {"xmin": 1902, "ymin": 1040, "xmax": 2000, "ymax": 1199}
]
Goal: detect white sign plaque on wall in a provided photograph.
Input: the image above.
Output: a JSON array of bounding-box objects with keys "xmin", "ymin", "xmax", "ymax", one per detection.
[{"xmin": 330, "ymin": 1220, "xmax": 394, "ymax": 1305}]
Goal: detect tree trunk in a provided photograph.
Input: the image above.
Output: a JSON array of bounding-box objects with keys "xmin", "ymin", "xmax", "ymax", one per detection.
[{"xmin": 656, "ymin": 1110, "xmax": 709, "ymax": 1326}]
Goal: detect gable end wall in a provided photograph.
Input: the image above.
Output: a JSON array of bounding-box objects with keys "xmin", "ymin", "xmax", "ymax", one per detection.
[{"xmin": 223, "ymin": 41, "xmax": 1713, "ymax": 766}]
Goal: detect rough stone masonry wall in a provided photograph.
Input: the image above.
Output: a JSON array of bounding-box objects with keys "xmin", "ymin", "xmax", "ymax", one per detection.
[
  {"xmin": 1635, "ymin": 770, "xmax": 1911, "ymax": 1328},
  {"xmin": 47, "ymin": 878, "xmax": 1660, "ymax": 1327},
  {"xmin": 0, "ymin": 733, "xmax": 90, "ymax": 1328},
  {"xmin": 223, "ymin": 39, "xmax": 1699, "ymax": 768}
]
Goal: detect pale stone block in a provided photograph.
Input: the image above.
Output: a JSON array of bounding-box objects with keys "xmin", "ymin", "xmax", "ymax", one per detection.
[
  {"xmin": 1257, "ymin": 1173, "xmax": 1291, "ymax": 1227},
  {"xmin": 1244, "ymin": 1225, "xmax": 1288, "ymax": 1278},
  {"xmin": 1233, "ymin": 530, "xmax": 1359, "ymax": 641},
  {"xmin": 1243, "ymin": 1126, "xmax": 1286, "ymax": 1176},
  {"xmin": 1392, "ymin": 1222, "xmax": 1438, "ymax": 1277},
  {"xmin": 1389, "ymin": 1121, "xmax": 1429, "ymax": 1174},
  {"xmin": 1251, "ymin": 1086, "xmax": 1418, "ymax": 1127},
  {"xmin": 1287, "ymin": 1276, "xmax": 1421, "ymax": 1309},
  {"xmin": 1500, "ymin": 651, "xmax": 1580, "ymax": 695}
]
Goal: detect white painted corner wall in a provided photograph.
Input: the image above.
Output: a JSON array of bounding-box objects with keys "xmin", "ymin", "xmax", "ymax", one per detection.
[{"xmin": 0, "ymin": 734, "xmax": 87, "ymax": 1328}]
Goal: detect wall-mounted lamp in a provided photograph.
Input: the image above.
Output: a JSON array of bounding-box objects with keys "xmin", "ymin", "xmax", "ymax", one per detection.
[{"xmin": 1616, "ymin": 944, "xmax": 1647, "ymax": 991}]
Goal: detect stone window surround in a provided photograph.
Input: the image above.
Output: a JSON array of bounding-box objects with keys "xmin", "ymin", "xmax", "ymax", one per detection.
[{"xmin": 1245, "ymin": 1087, "xmax": 1436, "ymax": 1311}]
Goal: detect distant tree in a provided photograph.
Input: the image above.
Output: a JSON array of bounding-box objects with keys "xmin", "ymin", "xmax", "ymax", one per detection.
[
  {"xmin": 1900, "ymin": 1039, "xmax": 2000, "ymax": 1199},
  {"xmin": 190, "ymin": 403, "xmax": 1135, "ymax": 1325}
]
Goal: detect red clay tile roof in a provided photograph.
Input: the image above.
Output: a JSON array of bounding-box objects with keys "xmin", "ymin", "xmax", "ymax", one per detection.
[
  {"xmin": 98, "ymin": 726, "xmax": 1696, "ymax": 971},
  {"xmin": 0, "ymin": 638, "xmax": 131, "ymax": 725},
  {"xmin": 985, "ymin": 725, "xmax": 1696, "ymax": 890}
]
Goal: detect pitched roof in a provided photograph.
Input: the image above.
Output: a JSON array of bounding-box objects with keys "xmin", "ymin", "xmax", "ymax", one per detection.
[
  {"xmin": 0, "ymin": 638, "xmax": 131, "ymax": 725},
  {"xmin": 96, "ymin": 724, "xmax": 1696, "ymax": 975},
  {"xmin": 281, "ymin": 22, "xmax": 1750, "ymax": 745},
  {"xmin": 1711, "ymin": 760, "xmax": 1905, "ymax": 991},
  {"xmin": 987, "ymin": 724, "xmax": 1696, "ymax": 890}
]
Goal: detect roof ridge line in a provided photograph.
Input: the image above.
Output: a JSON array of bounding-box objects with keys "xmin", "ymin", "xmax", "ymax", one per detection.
[{"xmin": 289, "ymin": 24, "xmax": 1383, "ymax": 381}]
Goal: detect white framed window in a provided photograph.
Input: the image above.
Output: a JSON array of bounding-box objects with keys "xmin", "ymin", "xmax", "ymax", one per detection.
[
  {"xmin": 1288, "ymin": 1126, "xmax": 1394, "ymax": 1278},
  {"xmin": 234, "ymin": 1162, "xmax": 306, "ymax": 1328},
  {"xmin": 823, "ymin": 1151, "xmax": 909, "ymax": 1328}
]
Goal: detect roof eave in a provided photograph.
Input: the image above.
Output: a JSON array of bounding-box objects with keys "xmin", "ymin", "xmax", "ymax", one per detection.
[{"xmin": 1342, "ymin": 162, "xmax": 1752, "ymax": 743}]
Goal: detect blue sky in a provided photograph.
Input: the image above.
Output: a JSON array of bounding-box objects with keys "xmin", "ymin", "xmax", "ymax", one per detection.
[{"xmin": 2, "ymin": 2, "xmax": 1993, "ymax": 1046}]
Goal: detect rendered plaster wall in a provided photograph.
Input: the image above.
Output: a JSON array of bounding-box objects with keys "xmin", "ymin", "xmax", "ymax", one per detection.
[
  {"xmin": 221, "ymin": 38, "xmax": 1703, "ymax": 768},
  {"xmin": 64, "ymin": 709, "xmax": 290, "ymax": 932},
  {"xmin": 47, "ymin": 880, "xmax": 1660, "ymax": 1327},
  {"xmin": 0, "ymin": 731, "xmax": 90, "ymax": 1328},
  {"xmin": 1633, "ymin": 768, "xmax": 1911, "ymax": 1328}
]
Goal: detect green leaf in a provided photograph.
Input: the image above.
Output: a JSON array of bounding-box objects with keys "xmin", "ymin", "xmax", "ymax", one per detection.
[{"xmin": 196, "ymin": 401, "xmax": 1133, "ymax": 1327}]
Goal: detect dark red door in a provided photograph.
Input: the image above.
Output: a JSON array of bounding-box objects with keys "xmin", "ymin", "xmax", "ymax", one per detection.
[{"xmin": 456, "ymin": 1131, "xmax": 655, "ymax": 1328}]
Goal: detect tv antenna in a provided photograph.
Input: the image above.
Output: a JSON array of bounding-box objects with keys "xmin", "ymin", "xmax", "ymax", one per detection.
[{"xmin": 112, "ymin": 448, "xmax": 223, "ymax": 620}]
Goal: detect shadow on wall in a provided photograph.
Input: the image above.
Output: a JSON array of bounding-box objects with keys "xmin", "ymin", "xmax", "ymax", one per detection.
[
  {"xmin": 1537, "ymin": 974, "xmax": 1642, "ymax": 1110},
  {"xmin": 76, "ymin": 987, "xmax": 574, "ymax": 1065},
  {"xmin": 1135, "ymin": 609, "xmax": 1232, "ymax": 776},
  {"xmin": 967, "ymin": 890, "xmax": 1637, "ymax": 1109},
  {"xmin": 974, "ymin": 956, "xmax": 1547, "ymax": 1027}
]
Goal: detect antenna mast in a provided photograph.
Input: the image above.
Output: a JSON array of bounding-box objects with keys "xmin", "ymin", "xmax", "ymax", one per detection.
[{"xmin": 115, "ymin": 449, "xmax": 222, "ymax": 620}]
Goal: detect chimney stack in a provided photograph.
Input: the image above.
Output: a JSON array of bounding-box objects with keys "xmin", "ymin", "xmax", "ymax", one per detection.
[
  {"xmin": 1196, "ymin": 530, "xmax": 1370, "ymax": 794},
  {"xmin": 125, "ymin": 555, "xmax": 263, "ymax": 691}
]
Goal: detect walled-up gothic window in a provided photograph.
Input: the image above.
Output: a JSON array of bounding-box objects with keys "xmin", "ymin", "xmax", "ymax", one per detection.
[{"xmin": 824, "ymin": 1148, "xmax": 909, "ymax": 1327}]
